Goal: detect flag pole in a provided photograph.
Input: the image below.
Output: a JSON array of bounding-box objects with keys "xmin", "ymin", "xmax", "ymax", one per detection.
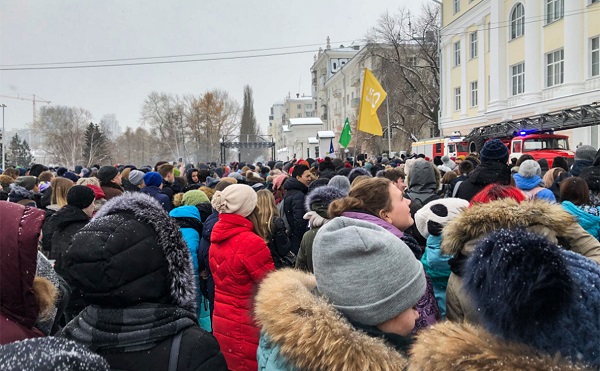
[
  {"xmin": 353, "ymin": 123, "xmax": 359, "ymax": 165},
  {"xmin": 386, "ymin": 93, "xmax": 391, "ymax": 157}
]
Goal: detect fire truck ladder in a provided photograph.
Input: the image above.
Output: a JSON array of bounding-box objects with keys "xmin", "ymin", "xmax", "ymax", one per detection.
[{"xmin": 464, "ymin": 102, "xmax": 600, "ymax": 152}]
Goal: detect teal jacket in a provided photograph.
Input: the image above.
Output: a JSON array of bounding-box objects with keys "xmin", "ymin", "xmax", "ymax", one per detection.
[
  {"xmin": 561, "ymin": 201, "xmax": 600, "ymax": 240},
  {"xmin": 420, "ymin": 234, "xmax": 451, "ymax": 318},
  {"xmin": 169, "ymin": 206, "xmax": 211, "ymax": 331}
]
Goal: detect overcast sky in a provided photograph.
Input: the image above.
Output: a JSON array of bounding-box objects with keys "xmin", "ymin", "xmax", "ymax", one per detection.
[{"xmin": 1, "ymin": 0, "xmax": 430, "ymax": 135}]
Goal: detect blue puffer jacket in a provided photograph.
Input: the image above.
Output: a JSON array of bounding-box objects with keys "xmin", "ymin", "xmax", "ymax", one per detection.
[
  {"xmin": 420, "ymin": 234, "xmax": 451, "ymax": 318},
  {"xmin": 561, "ymin": 201, "xmax": 600, "ymax": 240},
  {"xmin": 140, "ymin": 185, "xmax": 172, "ymax": 212},
  {"xmin": 513, "ymin": 174, "xmax": 556, "ymax": 203},
  {"xmin": 169, "ymin": 206, "xmax": 211, "ymax": 331}
]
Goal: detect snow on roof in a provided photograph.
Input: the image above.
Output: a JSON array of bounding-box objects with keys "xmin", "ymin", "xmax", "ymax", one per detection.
[
  {"xmin": 308, "ymin": 137, "xmax": 319, "ymax": 144},
  {"xmin": 317, "ymin": 130, "xmax": 335, "ymax": 138},
  {"xmin": 282, "ymin": 125, "xmax": 290, "ymax": 132},
  {"xmin": 289, "ymin": 117, "xmax": 323, "ymax": 126}
]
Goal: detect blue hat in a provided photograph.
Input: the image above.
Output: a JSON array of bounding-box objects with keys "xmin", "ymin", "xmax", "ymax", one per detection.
[
  {"xmin": 479, "ymin": 139, "xmax": 509, "ymax": 164},
  {"xmin": 143, "ymin": 172, "xmax": 163, "ymax": 187},
  {"xmin": 62, "ymin": 171, "xmax": 79, "ymax": 183},
  {"xmin": 464, "ymin": 229, "xmax": 600, "ymax": 368}
]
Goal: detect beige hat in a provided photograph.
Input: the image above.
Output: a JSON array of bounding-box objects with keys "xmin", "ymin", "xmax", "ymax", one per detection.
[{"xmin": 211, "ymin": 184, "xmax": 257, "ymax": 217}]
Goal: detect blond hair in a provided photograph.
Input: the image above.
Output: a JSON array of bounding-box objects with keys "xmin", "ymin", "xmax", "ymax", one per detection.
[
  {"xmin": 253, "ymin": 190, "xmax": 279, "ymax": 242},
  {"xmin": 50, "ymin": 177, "xmax": 74, "ymax": 207},
  {"xmin": 76, "ymin": 177, "xmax": 100, "ymax": 187}
]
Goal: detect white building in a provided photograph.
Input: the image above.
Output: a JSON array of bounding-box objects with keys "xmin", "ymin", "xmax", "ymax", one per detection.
[{"xmin": 440, "ymin": 0, "xmax": 600, "ymax": 147}]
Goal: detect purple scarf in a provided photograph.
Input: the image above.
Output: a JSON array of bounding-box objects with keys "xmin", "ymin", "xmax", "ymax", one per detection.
[{"xmin": 340, "ymin": 211, "xmax": 441, "ymax": 331}]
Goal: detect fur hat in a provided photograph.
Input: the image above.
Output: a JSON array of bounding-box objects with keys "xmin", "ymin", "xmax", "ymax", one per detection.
[
  {"xmin": 480, "ymin": 139, "xmax": 509, "ymax": 164},
  {"xmin": 464, "ymin": 229, "xmax": 600, "ymax": 368},
  {"xmin": 143, "ymin": 172, "xmax": 162, "ymax": 187},
  {"xmin": 14, "ymin": 176, "xmax": 37, "ymax": 191},
  {"xmin": 348, "ymin": 167, "xmax": 371, "ymax": 184},
  {"xmin": 414, "ymin": 198, "xmax": 469, "ymax": 238},
  {"xmin": 66, "ymin": 185, "xmax": 95, "ymax": 209},
  {"xmin": 313, "ymin": 217, "xmax": 426, "ymax": 326},
  {"xmin": 97, "ymin": 166, "xmax": 119, "ymax": 183},
  {"xmin": 182, "ymin": 190, "xmax": 209, "ymax": 206},
  {"xmin": 211, "ymin": 184, "xmax": 257, "ymax": 217},
  {"xmin": 29, "ymin": 164, "xmax": 48, "ymax": 178},
  {"xmin": 305, "ymin": 185, "xmax": 346, "ymax": 215},
  {"xmin": 328, "ymin": 175, "xmax": 351, "ymax": 195},
  {"xmin": 128, "ymin": 170, "xmax": 145, "ymax": 186},
  {"xmin": 56, "ymin": 167, "xmax": 68, "ymax": 177},
  {"xmin": 441, "ymin": 155, "xmax": 456, "ymax": 170},
  {"xmin": 575, "ymin": 145, "xmax": 597, "ymax": 162},
  {"xmin": 517, "ymin": 159, "xmax": 541, "ymax": 178}
]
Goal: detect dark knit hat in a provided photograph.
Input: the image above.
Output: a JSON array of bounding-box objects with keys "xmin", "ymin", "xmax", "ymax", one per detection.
[
  {"xmin": 479, "ymin": 139, "xmax": 509, "ymax": 163},
  {"xmin": 464, "ymin": 229, "xmax": 600, "ymax": 368},
  {"xmin": 29, "ymin": 164, "xmax": 48, "ymax": 178},
  {"xmin": 67, "ymin": 185, "xmax": 95, "ymax": 209},
  {"xmin": 97, "ymin": 166, "xmax": 119, "ymax": 183},
  {"xmin": 143, "ymin": 172, "xmax": 163, "ymax": 187},
  {"xmin": 575, "ymin": 145, "xmax": 597, "ymax": 162},
  {"xmin": 61, "ymin": 171, "xmax": 79, "ymax": 183},
  {"xmin": 56, "ymin": 167, "xmax": 68, "ymax": 177},
  {"xmin": 14, "ymin": 176, "xmax": 37, "ymax": 191}
]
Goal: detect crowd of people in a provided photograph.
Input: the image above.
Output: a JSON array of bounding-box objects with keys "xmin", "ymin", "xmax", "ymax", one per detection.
[{"xmin": 1, "ymin": 140, "xmax": 599, "ymax": 370}]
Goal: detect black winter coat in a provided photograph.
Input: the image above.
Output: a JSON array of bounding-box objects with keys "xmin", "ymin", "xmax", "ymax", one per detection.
[
  {"xmin": 268, "ymin": 216, "xmax": 291, "ymax": 269},
  {"xmin": 121, "ymin": 179, "xmax": 140, "ymax": 192},
  {"xmin": 198, "ymin": 210, "xmax": 218, "ymax": 317},
  {"xmin": 454, "ymin": 161, "xmax": 511, "ymax": 202},
  {"xmin": 42, "ymin": 205, "xmax": 89, "ymax": 266},
  {"xmin": 283, "ymin": 178, "xmax": 308, "ymax": 254},
  {"xmin": 101, "ymin": 326, "xmax": 227, "ymax": 371}
]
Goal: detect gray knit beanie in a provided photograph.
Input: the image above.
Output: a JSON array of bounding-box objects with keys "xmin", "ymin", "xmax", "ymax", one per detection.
[
  {"xmin": 575, "ymin": 145, "xmax": 597, "ymax": 162},
  {"xmin": 518, "ymin": 159, "xmax": 541, "ymax": 178},
  {"xmin": 128, "ymin": 170, "xmax": 145, "ymax": 186},
  {"xmin": 313, "ymin": 217, "xmax": 426, "ymax": 326},
  {"xmin": 327, "ymin": 175, "xmax": 351, "ymax": 195}
]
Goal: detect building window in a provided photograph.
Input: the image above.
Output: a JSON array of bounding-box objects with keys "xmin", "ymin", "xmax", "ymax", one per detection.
[
  {"xmin": 470, "ymin": 32, "xmax": 478, "ymax": 59},
  {"xmin": 511, "ymin": 62, "xmax": 525, "ymax": 95},
  {"xmin": 408, "ymin": 56, "xmax": 417, "ymax": 66},
  {"xmin": 510, "ymin": 3, "xmax": 525, "ymax": 40},
  {"xmin": 305, "ymin": 104, "xmax": 312, "ymax": 110},
  {"xmin": 296, "ymin": 113, "xmax": 303, "ymax": 118},
  {"xmin": 454, "ymin": 41, "xmax": 461, "ymax": 66},
  {"xmin": 592, "ymin": 36, "xmax": 599, "ymax": 77},
  {"xmin": 546, "ymin": 0, "xmax": 564, "ymax": 24},
  {"xmin": 453, "ymin": 0, "xmax": 460, "ymax": 14},
  {"xmin": 546, "ymin": 49, "xmax": 564, "ymax": 87},
  {"xmin": 454, "ymin": 87, "xmax": 461, "ymax": 111},
  {"xmin": 470, "ymin": 81, "xmax": 478, "ymax": 107},
  {"xmin": 297, "ymin": 104, "xmax": 302, "ymax": 109}
]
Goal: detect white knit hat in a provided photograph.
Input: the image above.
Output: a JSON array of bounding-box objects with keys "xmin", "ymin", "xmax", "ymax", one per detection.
[{"xmin": 211, "ymin": 184, "xmax": 257, "ymax": 217}]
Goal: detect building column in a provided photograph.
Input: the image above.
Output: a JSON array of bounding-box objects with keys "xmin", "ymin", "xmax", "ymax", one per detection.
[
  {"xmin": 563, "ymin": 0, "xmax": 584, "ymax": 92},
  {"xmin": 522, "ymin": 0, "xmax": 541, "ymax": 104},
  {"xmin": 488, "ymin": 0, "xmax": 506, "ymax": 110},
  {"xmin": 444, "ymin": 39, "xmax": 454, "ymax": 119},
  {"xmin": 460, "ymin": 30, "xmax": 468, "ymax": 118},
  {"xmin": 477, "ymin": 20, "xmax": 486, "ymax": 113}
]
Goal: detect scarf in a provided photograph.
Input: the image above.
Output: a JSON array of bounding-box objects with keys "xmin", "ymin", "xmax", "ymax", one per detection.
[{"xmin": 61, "ymin": 303, "xmax": 197, "ymax": 353}]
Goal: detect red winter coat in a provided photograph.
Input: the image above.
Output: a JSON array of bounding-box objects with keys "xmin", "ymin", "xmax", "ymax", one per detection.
[
  {"xmin": 209, "ymin": 213, "xmax": 275, "ymax": 371},
  {"xmin": 0, "ymin": 202, "xmax": 46, "ymax": 345}
]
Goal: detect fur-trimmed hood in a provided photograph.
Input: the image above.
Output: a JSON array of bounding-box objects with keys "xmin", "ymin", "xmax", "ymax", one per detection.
[
  {"xmin": 408, "ymin": 321, "xmax": 589, "ymax": 370},
  {"xmin": 442, "ymin": 198, "xmax": 575, "ymax": 256},
  {"xmin": 255, "ymin": 269, "xmax": 408, "ymax": 371},
  {"xmin": 89, "ymin": 192, "xmax": 196, "ymax": 311},
  {"xmin": 304, "ymin": 185, "xmax": 346, "ymax": 213}
]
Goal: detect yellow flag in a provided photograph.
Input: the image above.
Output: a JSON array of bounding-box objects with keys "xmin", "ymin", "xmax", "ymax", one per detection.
[{"xmin": 357, "ymin": 68, "xmax": 387, "ymax": 136}]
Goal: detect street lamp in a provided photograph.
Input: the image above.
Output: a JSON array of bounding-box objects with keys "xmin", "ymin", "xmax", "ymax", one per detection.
[{"xmin": 1, "ymin": 104, "xmax": 6, "ymax": 171}]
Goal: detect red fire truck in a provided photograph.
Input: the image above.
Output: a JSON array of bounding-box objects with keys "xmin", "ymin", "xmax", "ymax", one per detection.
[{"xmin": 463, "ymin": 103, "xmax": 600, "ymax": 167}]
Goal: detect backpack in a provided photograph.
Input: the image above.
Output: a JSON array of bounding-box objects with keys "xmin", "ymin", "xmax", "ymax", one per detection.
[
  {"xmin": 522, "ymin": 186, "xmax": 545, "ymax": 200},
  {"xmin": 276, "ymin": 200, "xmax": 291, "ymax": 236},
  {"xmin": 172, "ymin": 216, "xmax": 204, "ymax": 237},
  {"xmin": 451, "ymin": 181, "xmax": 463, "ymax": 198}
]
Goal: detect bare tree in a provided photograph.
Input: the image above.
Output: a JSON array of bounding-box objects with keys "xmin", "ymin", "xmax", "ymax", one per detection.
[
  {"xmin": 34, "ymin": 106, "xmax": 90, "ymax": 168},
  {"xmin": 140, "ymin": 92, "xmax": 186, "ymax": 161},
  {"xmin": 185, "ymin": 90, "xmax": 240, "ymax": 163},
  {"xmin": 364, "ymin": 4, "xmax": 440, "ymax": 153},
  {"xmin": 113, "ymin": 126, "xmax": 161, "ymax": 166}
]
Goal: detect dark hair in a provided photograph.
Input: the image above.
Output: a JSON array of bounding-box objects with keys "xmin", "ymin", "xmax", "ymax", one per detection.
[
  {"xmin": 459, "ymin": 160, "xmax": 474, "ymax": 175},
  {"xmin": 157, "ymin": 164, "xmax": 174, "ymax": 178},
  {"xmin": 516, "ymin": 154, "xmax": 535, "ymax": 167},
  {"xmin": 552, "ymin": 156, "xmax": 570, "ymax": 172},
  {"xmin": 38, "ymin": 170, "xmax": 54, "ymax": 182},
  {"xmin": 329, "ymin": 177, "xmax": 393, "ymax": 218},
  {"xmin": 197, "ymin": 169, "xmax": 210, "ymax": 183},
  {"xmin": 292, "ymin": 164, "xmax": 309, "ymax": 178},
  {"xmin": 560, "ymin": 177, "xmax": 590, "ymax": 206},
  {"xmin": 441, "ymin": 171, "xmax": 458, "ymax": 184},
  {"xmin": 378, "ymin": 168, "xmax": 405, "ymax": 182},
  {"xmin": 154, "ymin": 161, "xmax": 168, "ymax": 172}
]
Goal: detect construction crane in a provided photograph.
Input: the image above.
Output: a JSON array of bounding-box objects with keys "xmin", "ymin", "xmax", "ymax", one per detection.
[{"xmin": 0, "ymin": 94, "xmax": 51, "ymax": 125}]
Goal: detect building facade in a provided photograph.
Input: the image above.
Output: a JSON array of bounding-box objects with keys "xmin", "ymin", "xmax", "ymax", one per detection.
[{"xmin": 440, "ymin": 0, "xmax": 600, "ymax": 147}]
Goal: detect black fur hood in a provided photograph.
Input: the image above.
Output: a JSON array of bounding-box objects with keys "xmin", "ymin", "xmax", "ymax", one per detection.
[
  {"xmin": 71, "ymin": 192, "xmax": 196, "ymax": 311},
  {"xmin": 304, "ymin": 185, "xmax": 346, "ymax": 212}
]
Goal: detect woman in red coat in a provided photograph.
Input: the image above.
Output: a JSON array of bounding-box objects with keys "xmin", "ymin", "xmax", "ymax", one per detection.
[{"xmin": 209, "ymin": 184, "xmax": 275, "ymax": 371}]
